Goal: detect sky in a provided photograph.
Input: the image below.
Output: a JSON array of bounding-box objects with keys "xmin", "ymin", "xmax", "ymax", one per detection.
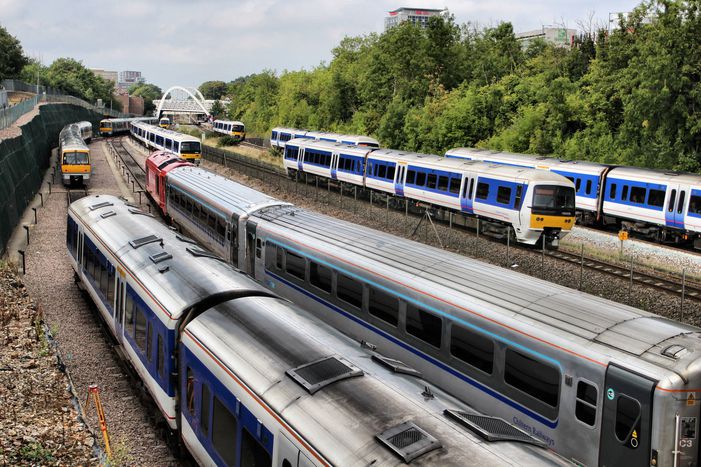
[{"xmin": 1, "ymin": 0, "xmax": 642, "ymax": 91}]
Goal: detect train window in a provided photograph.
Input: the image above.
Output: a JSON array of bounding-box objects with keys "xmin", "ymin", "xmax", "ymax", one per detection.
[
  {"xmin": 575, "ymin": 178, "xmax": 582, "ymax": 192},
  {"xmin": 272, "ymin": 131, "xmax": 278, "ymax": 140},
  {"xmin": 449, "ymin": 176, "xmax": 461, "ymax": 195},
  {"xmin": 504, "ymin": 349, "xmax": 560, "ymax": 407},
  {"xmin": 256, "ymin": 238, "xmax": 262, "ymax": 259},
  {"xmin": 337, "ymin": 273, "xmax": 362, "ymax": 309},
  {"xmin": 450, "ymin": 325, "xmax": 493, "ymax": 374},
  {"xmin": 125, "ymin": 292, "xmax": 135, "ymax": 334},
  {"xmin": 630, "ymin": 186, "xmax": 645, "ymax": 204},
  {"xmin": 668, "ymin": 189, "xmax": 677, "ymax": 212},
  {"xmin": 678, "ymin": 191, "xmax": 686, "ymax": 214},
  {"xmin": 437, "ymin": 176, "xmax": 449, "ymax": 192},
  {"xmin": 406, "ymin": 170, "xmax": 416, "ymax": 185},
  {"xmin": 186, "ymin": 367, "xmax": 195, "ymax": 415},
  {"xmin": 609, "ymin": 183, "xmax": 617, "ymax": 199},
  {"xmin": 621, "ymin": 185, "xmax": 629, "ymax": 201},
  {"xmin": 497, "ymin": 186, "xmax": 512, "ymax": 205},
  {"xmin": 285, "ymin": 251, "xmax": 306, "ymax": 281},
  {"xmin": 310, "ymin": 262, "xmax": 332, "ymax": 293},
  {"xmin": 416, "ymin": 171, "xmax": 427, "ymax": 186},
  {"xmin": 647, "ymin": 189, "xmax": 665, "ymax": 207},
  {"xmin": 586, "ymin": 180, "xmax": 592, "ymax": 195},
  {"xmin": 575, "ymin": 381, "xmax": 597, "ymax": 426},
  {"xmin": 146, "ymin": 323, "xmax": 153, "ymax": 362},
  {"xmin": 378, "ymin": 164, "xmax": 387, "ymax": 179},
  {"xmin": 514, "ymin": 185, "xmax": 523, "ymax": 209},
  {"xmin": 476, "ymin": 182, "xmax": 489, "ymax": 200},
  {"xmin": 690, "ymin": 195, "xmax": 701, "ymax": 215},
  {"xmin": 406, "ymin": 305, "xmax": 442, "ymax": 348},
  {"xmin": 615, "ymin": 395, "xmax": 641, "ymax": 441},
  {"xmin": 201, "ymin": 383, "xmax": 211, "ymax": 436},
  {"xmin": 107, "ymin": 268, "xmax": 115, "ymax": 308},
  {"xmin": 427, "ymin": 174, "xmax": 437, "ymax": 190},
  {"xmin": 369, "ymin": 287, "xmax": 399, "ymax": 327},
  {"xmin": 174, "ymin": 142, "xmax": 179, "ymax": 153},
  {"xmin": 212, "ymin": 396, "xmax": 238, "ymax": 466},
  {"xmin": 469, "ymin": 178, "xmax": 475, "ymax": 199},
  {"xmin": 135, "ymin": 307, "xmax": 148, "ymax": 351},
  {"xmin": 240, "ymin": 428, "xmax": 272, "ymax": 467},
  {"xmin": 157, "ymin": 334, "xmax": 164, "ymax": 378}
]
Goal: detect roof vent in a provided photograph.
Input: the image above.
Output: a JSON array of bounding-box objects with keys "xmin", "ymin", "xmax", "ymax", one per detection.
[
  {"xmin": 186, "ymin": 247, "xmax": 225, "ymax": 262},
  {"xmin": 100, "ymin": 210, "xmax": 116, "ymax": 219},
  {"xmin": 129, "ymin": 235, "xmax": 161, "ymax": 249},
  {"xmin": 176, "ymin": 234, "xmax": 198, "ymax": 244},
  {"xmin": 89, "ymin": 201, "xmax": 113, "ymax": 211},
  {"xmin": 376, "ymin": 421, "xmax": 441, "ymax": 463},
  {"xmin": 444, "ymin": 410, "xmax": 545, "ymax": 447},
  {"xmin": 286, "ymin": 356, "xmax": 363, "ymax": 394},
  {"xmin": 149, "ymin": 252, "xmax": 172, "ymax": 264},
  {"xmin": 371, "ymin": 354, "xmax": 422, "ymax": 377},
  {"xmin": 128, "ymin": 208, "xmax": 154, "ymax": 217},
  {"xmin": 662, "ymin": 344, "xmax": 688, "ymax": 359}
]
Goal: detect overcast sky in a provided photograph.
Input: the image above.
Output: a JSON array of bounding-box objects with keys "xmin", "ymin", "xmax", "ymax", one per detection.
[{"xmin": 2, "ymin": 0, "xmax": 641, "ymax": 91}]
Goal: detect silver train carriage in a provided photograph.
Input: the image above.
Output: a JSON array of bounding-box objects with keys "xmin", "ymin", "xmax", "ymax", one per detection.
[
  {"xmin": 59, "ymin": 123, "xmax": 91, "ymax": 186},
  {"xmin": 130, "ymin": 122, "xmax": 202, "ymax": 165},
  {"xmin": 161, "ymin": 170, "xmax": 701, "ymax": 466},
  {"xmin": 67, "ymin": 195, "xmax": 570, "ymax": 467},
  {"xmin": 99, "ymin": 117, "xmax": 158, "ymax": 136},
  {"xmin": 212, "ymin": 119, "xmax": 246, "ymax": 142},
  {"xmin": 270, "ymin": 127, "xmax": 379, "ymax": 150},
  {"xmin": 283, "ymin": 138, "xmax": 576, "ymax": 246},
  {"xmin": 76, "ymin": 121, "xmax": 92, "ymax": 142}
]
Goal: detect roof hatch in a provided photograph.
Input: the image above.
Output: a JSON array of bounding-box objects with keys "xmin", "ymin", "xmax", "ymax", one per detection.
[
  {"xmin": 376, "ymin": 421, "xmax": 441, "ymax": 463},
  {"xmin": 89, "ymin": 201, "xmax": 113, "ymax": 211},
  {"xmin": 371, "ymin": 353, "xmax": 422, "ymax": 377},
  {"xmin": 129, "ymin": 235, "xmax": 161, "ymax": 249},
  {"xmin": 444, "ymin": 409, "xmax": 545, "ymax": 447},
  {"xmin": 286, "ymin": 356, "xmax": 363, "ymax": 394}
]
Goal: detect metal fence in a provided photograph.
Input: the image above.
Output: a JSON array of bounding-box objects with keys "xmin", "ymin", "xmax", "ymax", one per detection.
[{"xmin": 2, "ymin": 79, "xmax": 64, "ymax": 96}]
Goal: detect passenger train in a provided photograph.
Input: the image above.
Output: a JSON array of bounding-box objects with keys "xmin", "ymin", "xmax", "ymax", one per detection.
[
  {"xmin": 99, "ymin": 117, "xmax": 158, "ymax": 137},
  {"xmin": 146, "ymin": 151, "xmax": 701, "ymax": 467},
  {"xmin": 59, "ymin": 123, "xmax": 91, "ymax": 186},
  {"xmin": 68, "ymin": 194, "xmax": 570, "ymax": 467},
  {"xmin": 130, "ymin": 122, "xmax": 202, "ymax": 164},
  {"xmin": 270, "ymin": 127, "xmax": 380, "ymax": 151},
  {"xmin": 284, "ymin": 138, "xmax": 576, "ymax": 246},
  {"xmin": 212, "ymin": 119, "xmax": 246, "ymax": 142},
  {"xmin": 159, "ymin": 117, "xmax": 171, "ymax": 129},
  {"xmin": 446, "ymin": 148, "xmax": 701, "ymax": 248},
  {"xmin": 76, "ymin": 121, "xmax": 92, "ymax": 143}
]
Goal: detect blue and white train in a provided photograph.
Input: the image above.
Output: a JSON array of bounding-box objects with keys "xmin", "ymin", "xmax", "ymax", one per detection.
[
  {"xmin": 270, "ymin": 127, "xmax": 379, "ymax": 151},
  {"xmin": 445, "ymin": 148, "xmax": 701, "ymax": 248},
  {"xmin": 68, "ymin": 194, "xmax": 569, "ymax": 467},
  {"xmin": 130, "ymin": 122, "xmax": 202, "ymax": 165},
  {"xmin": 283, "ymin": 138, "xmax": 576, "ymax": 246}
]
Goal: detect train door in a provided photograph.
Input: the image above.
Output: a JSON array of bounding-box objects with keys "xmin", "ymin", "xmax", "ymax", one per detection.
[
  {"xmin": 330, "ymin": 152, "xmax": 339, "ymax": 180},
  {"xmin": 297, "ymin": 148, "xmax": 305, "ymax": 172},
  {"xmin": 394, "ymin": 164, "xmax": 406, "ymax": 197},
  {"xmin": 460, "ymin": 174, "xmax": 475, "ymax": 213},
  {"xmin": 245, "ymin": 221, "xmax": 257, "ymax": 275},
  {"xmin": 77, "ymin": 231, "xmax": 84, "ymax": 269},
  {"xmin": 114, "ymin": 276, "xmax": 125, "ymax": 341},
  {"xmin": 675, "ymin": 185, "xmax": 690, "ymax": 230},
  {"xmin": 599, "ymin": 363, "xmax": 656, "ymax": 467},
  {"xmin": 276, "ymin": 434, "xmax": 314, "ymax": 467},
  {"xmin": 230, "ymin": 214, "xmax": 240, "ymax": 268}
]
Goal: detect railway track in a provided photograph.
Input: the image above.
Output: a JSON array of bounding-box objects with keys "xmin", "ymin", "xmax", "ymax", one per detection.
[
  {"xmin": 108, "ymin": 137, "xmax": 146, "ymax": 193},
  {"xmin": 200, "ymin": 145, "xmax": 701, "ymax": 303}
]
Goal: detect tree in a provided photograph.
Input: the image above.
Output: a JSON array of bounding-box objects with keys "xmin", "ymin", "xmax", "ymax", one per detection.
[
  {"xmin": 0, "ymin": 24, "xmax": 28, "ymax": 81},
  {"xmin": 209, "ymin": 99, "xmax": 225, "ymax": 119},
  {"xmin": 199, "ymin": 80, "xmax": 227, "ymax": 100},
  {"xmin": 40, "ymin": 58, "xmax": 114, "ymax": 104},
  {"xmin": 129, "ymin": 82, "xmax": 163, "ymax": 114}
]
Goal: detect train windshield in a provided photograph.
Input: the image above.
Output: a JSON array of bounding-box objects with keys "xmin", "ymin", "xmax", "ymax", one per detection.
[
  {"xmin": 181, "ymin": 142, "xmax": 201, "ymax": 153},
  {"xmin": 63, "ymin": 152, "xmax": 89, "ymax": 165},
  {"xmin": 101, "ymin": 121, "xmax": 111, "ymax": 128},
  {"xmin": 532, "ymin": 185, "xmax": 575, "ymax": 214},
  {"xmin": 232, "ymin": 125, "xmax": 244, "ymax": 132}
]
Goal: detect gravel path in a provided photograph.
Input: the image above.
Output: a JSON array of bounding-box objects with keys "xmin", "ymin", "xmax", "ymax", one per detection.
[{"xmin": 19, "ymin": 140, "xmax": 175, "ymax": 465}]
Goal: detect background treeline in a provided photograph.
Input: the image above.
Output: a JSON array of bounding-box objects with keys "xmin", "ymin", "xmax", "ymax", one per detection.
[{"xmin": 200, "ymin": 0, "xmax": 701, "ymax": 171}]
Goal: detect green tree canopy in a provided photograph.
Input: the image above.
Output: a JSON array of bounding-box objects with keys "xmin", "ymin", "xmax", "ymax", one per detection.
[
  {"xmin": 0, "ymin": 24, "xmax": 28, "ymax": 81},
  {"xmin": 129, "ymin": 82, "xmax": 163, "ymax": 114},
  {"xmin": 199, "ymin": 80, "xmax": 227, "ymax": 99}
]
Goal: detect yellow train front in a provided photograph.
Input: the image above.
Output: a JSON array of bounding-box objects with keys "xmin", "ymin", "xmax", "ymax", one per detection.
[
  {"xmin": 59, "ymin": 123, "xmax": 91, "ymax": 186},
  {"xmin": 159, "ymin": 117, "xmax": 171, "ymax": 129},
  {"xmin": 212, "ymin": 119, "xmax": 246, "ymax": 142}
]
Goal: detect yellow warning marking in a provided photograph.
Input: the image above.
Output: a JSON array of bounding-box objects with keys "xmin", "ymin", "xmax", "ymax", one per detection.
[{"xmin": 632, "ymin": 430, "xmax": 638, "ymax": 439}]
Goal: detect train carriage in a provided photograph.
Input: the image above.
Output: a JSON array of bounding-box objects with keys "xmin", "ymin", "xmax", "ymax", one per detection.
[
  {"xmin": 130, "ymin": 122, "xmax": 202, "ymax": 164},
  {"xmin": 271, "ymin": 127, "xmax": 379, "ymax": 151},
  {"xmin": 212, "ymin": 119, "xmax": 246, "ymax": 142},
  {"xmin": 99, "ymin": 117, "xmax": 158, "ymax": 136},
  {"xmin": 59, "ymin": 123, "xmax": 91, "ymax": 186},
  {"xmin": 76, "ymin": 121, "xmax": 92, "ymax": 142},
  {"xmin": 68, "ymin": 194, "xmax": 569, "ymax": 467}
]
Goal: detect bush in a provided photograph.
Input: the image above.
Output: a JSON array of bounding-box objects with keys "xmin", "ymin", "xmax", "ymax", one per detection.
[{"xmin": 217, "ymin": 135, "xmax": 242, "ymax": 147}]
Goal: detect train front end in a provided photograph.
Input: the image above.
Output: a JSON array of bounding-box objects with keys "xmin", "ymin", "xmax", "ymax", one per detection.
[
  {"xmin": 230, "ymin": 123, "xmax": 245, "ymax": 142},
  {"xmin": 99, "ymin": 120, "xmax": 112, "ymax": 136},
  {"xmin": 179, "ymin": 140, "xmax": 202, "ymax": 165},
  {"xmin": 61, "ymin": 147, "xmax": 91, "ymax": 186},
  {"xmin": 522, "ymin": 179, "xmax": 576, "ymax": 247}
]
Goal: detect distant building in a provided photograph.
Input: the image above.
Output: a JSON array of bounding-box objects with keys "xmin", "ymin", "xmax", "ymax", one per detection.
[
  {"xmin": 118, "ymin": 70, "xmax": 145, "ymax": 90},
  {"xmin": 516, "ymin": 27, "xmax": 578, "ymax": 48},
  {"xmin": 90, "ymin": 69, "xmax": 118, "ymax": 85},
  {"xmin": 114, "ymin": 89, "xmax": 145, "ymax": 116},
  {"xmin": 385, "ymin": 7, "xmax": 447, "ymax": 31}
]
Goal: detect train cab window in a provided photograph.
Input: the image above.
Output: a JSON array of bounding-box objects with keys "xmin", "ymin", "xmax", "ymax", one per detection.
[
  {"xmin": 615, "ymin": 395, "xmax": 641, "ymax": 441},
  {"xmin": 621, "ymin": 185, "xmax": 629, "ymax": 201},
  {"xmin": 201, "ymin": 383, "xmax": 211, "ymax": 436},
  {"xmin": 240, "ymin": 428, "xmax": 272, "ymax": 467},
  {"xmin": 285, "ymin": 251, "xmax": 306, "ymax": 281},
  {"xmin": 337, "ymin": 273, "xmax": 363, "ymax": 309},
  {"xmin": 476, "ymin": 182, "xmax": 489, "ymax": 200},
  {"xmin": 437, "ymin": 175, "xmax": 449, "ymax": 193},
  {"xmin": 504, "ymin": 349, "xmax": 560, "ymax": 407},
  {"xmin": 449, "ymin": 176, "xmax": 461, "ymax": 195},
  {"xmin": 157, "ymin": 334, "xmax": 164, "ymax": 378},
  {"xmin": 406, "ymin": 305, "xmax": 442, "ymax": 348},
  {"xmin": 369, "ymin": 287, "xmax": 399, "ymax": 327},
  {"xmin": 575, "ymin": 381, "xmax": 598, "ymax": 426},
  {"xmin": 186, "ymin": 367, "xmax": 195, "ymax": 415},
  {"xmin": 406, "ymin": 170, "xmax": 416, "ymax": 185},
  {"xmin": 609, "ymin": 183, "xmax": 617, "ymax": 199},
  {"xmin": 415, "ymin": 172, "xmax": 427, "ymax": 186},
  {"xmin": 135, "ymin": 307, "xmax": 148, "ymax": 351},
  {"xmin": 427, "ymin": 174, "xmax": 437, "ymax": 190},
  {"xmin": 497, "ymin": 186, "xmax": 512, "ymax": 205},
  {"xmin": 450, "ymin": 325, "xmax": 493, "ymax": 374},
  {"xmin": 310, "ymin": 262, "xmax": 332, "ymax": 293},
  {"xmin": 586, "ymin": 180, "xmax": 592, "ymax": 195},
  {"xmin": 668, "ymin": 189, "xmax": 677, "ymax": 212},
  {"xmin": 212, "ymin": 396, "xmax": 237, "ymax": 466},
  {"xmin": 647, "ymin": 189, "xmax": 665, "ymax": 208},
  {"xmin": 630, "ymin": 186, "xmax": 645, "ymax": 204}
]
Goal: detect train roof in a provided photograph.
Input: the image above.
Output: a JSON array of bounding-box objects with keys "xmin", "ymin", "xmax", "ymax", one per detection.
[
  {"xmin": 272, "ymin": 127, "xmax": 308, "ymax": 135},
  {"xmin": 68, "ymin": 195, "xmax": 272, "ymax": 322},
  {"xmin": 59, "ymin": 124, "xmax": 88, "ymax": 152},
  {"xmin": 252, "ymin": 205, "xmax": 701, "ymax": 384},
  {"xmin": 167, "ymin": 166, "xmax": 292, "ymax": 220},
  {"xmin": 100, "ymin": 117, "xmax": 157, "ymax": 124},
  {"xmin": 607, "ymin": 166, "xmax": 701, "ymax": 186},
  {"xmin": 187, "ymin": 286, "xmax": 568, "ymax": 465},
  {"xmin": 131, "ymin": 122, "xmax": 201, "ymax": 143},
  {"xmin": 445, "ymin": 148, "xmax": 610, "ymax": 176},
  {"xmin": 286, "ymin": 138, "xmax": 374, "ymax": 156},
  {"xmin": 76, "ymin": 121, "xmax": 91, "ymax": 131},
  {"xmin": 214, "ymin": 119, "xmax": 244, "ymax": 126}
]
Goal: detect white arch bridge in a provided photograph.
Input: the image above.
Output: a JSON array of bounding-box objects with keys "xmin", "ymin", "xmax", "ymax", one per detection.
[{"xmin": 154, "ymin": 86, "xmax": 228, "ymax": 122}]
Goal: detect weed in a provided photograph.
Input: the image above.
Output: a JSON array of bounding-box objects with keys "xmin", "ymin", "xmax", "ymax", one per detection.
[{"xmin": 17, "ymin": 442, "xmax": 54, "ymax": 463}]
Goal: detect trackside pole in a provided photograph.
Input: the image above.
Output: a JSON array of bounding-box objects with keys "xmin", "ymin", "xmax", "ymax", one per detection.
[{"xmin": 86, "ymin": 385, "xmax": 112, "ymax": 459}]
